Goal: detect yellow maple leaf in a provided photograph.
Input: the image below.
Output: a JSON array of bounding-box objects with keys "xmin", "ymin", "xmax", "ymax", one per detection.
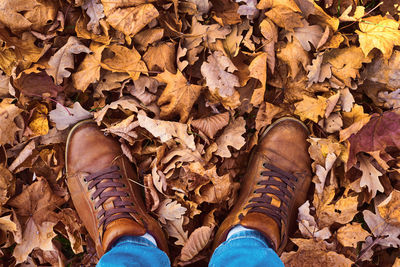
[
  {"xmin": 294, "ymin": 95, "xmax": 327, "ymax": 123},
  {"xmin": 356, "ymin": 15, "xmax": 400, "ymax": 59}
]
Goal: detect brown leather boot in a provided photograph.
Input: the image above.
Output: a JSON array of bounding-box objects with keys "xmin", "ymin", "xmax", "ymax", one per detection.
[
  {"xmin": 213, "ymin": 117, "xmax": 312, "ymax": 254},
  {"xmin": 65, "ymin": 120, "xmax": 168, "ymax": 257}
]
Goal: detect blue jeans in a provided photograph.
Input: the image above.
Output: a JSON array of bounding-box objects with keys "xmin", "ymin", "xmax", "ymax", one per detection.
[{"xmin": 97, "ymin": 229, "xmax": 284, "ymax": 267}]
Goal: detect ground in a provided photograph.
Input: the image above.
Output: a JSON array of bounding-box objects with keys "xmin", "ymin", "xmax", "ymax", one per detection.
[{"xmin": 0, "ymin": 0, "xmax": 400, "ymax": 266}]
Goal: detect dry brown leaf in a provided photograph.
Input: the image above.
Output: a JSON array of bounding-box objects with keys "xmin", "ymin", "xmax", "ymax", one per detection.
[
  {"xmin": 201, "ymin": 51, "xmax": 240, "ymax": 109},
  {"xmin": 358, "ymin": 154, "xmax": 384, "ymax": 198},
  {"xmin": 143, "ymin": 42, "xmax": 176, "ymax": 73},
  {"xmin": 363, "ymin": 209, "xmax": 400, "ymax": 248},
  {"xmin": 156, "ymin": 70, "xmax": 203, "ymax": 122},
  {"xmin": 0, "ymin": 99, "xmax": 22, "ymax": 145},
  {"xmin": 82, "ymin": 0, "xmax": 105, "ymax": 34},
  {"xmin": 255, "ymin": 102, "xmax": 285, "ymax": 131},
  {"xmin": 46, "ymin": 36, "xmax": 91, "ymax": 85},
  {"xmin": 94, "ymin": 97, "xmax": 140, "ymax": 124},
  {"xmin": 8, "ymin": 178, "xmax": 66, "ymax": 264},
  {"xmin": 9, "ymin": 140, "xmax": 36, "ymax": 173},
  {"xmin": 314, "ymin": 186, "xmax": 358, "ymax": 227},
  {"xmin": 298, "ymin": 201, "xmax": 331, "ymax": 240},
  {"xmin": 339, "ymin": 104, "xmax": 371, "ymax": 141},
  {"xmin": 101, "ymin": 44, "xmax": 147, "ymax": 80},
  {"xmin": 281, "ymin": 238, "xmax": 353, "ymax": 266},
  {"xmin": 337, "ymin": 223, "xmax": 370, "ymax": 248},
  {"xmin": 49, "ymin": 102, "xmax": 92, "ymax": 130},
  {"xmin": 261, "ymin": 0, "xmax": 303, "ymax": 30},
  {"xmin": 130, "ymin": 76, "xmax": 158, "ymax": 105},
  {"xmin": 156, "ymin": 199, "xmax": 187, "ymax": 224},
  {"xmin": 165, "ymin": 216, "xmax": 188, "ymax": 246},
  {"xmin": 249, "ymin": 52, "xmax": 268, "ymax": 106},
  {"xmin": 293, "ymin": 20, "xmax": 324, "ymax": 51},
  {"xmin": 94, "ymin": 72, "xmax": 130, "ymax": 97},
  {"xmin": 72, "ymin": 42, "xmax": 106, "ymax": 92},
  {"xmin": 137, "ymin": 111, "xmax": 196, "ymax": 151},
  {"xmin": 191, "ymin": 112, "xmax": 230, "ymax": 139},
  {"xmin": 0, "ymin": 166, "xmax": 15, "ymax": 213},
  {"xmin": 277, "ymin": 38, "xmax": 310, "ymax": 79},
  {"xmin": 377, "ymin": 190, "xmax": 400, "ymax": 227},
  {"xmin": 294, "ymin": 95, "xmax": 327, "ymax": 123},
  {"xmin": 102, "ymin": 115, "xmax": 138, "ymax": 144},
  {"xmin": 180, "ymin": 226, "xmax": 214, "ymax": 261},
  {"xmin": 215, "ymin": 116, "xmax": 246, "ymax": 158},
  {"xmin": 101, "ymin": 0, "xmax": 159, "ymax": 37}
]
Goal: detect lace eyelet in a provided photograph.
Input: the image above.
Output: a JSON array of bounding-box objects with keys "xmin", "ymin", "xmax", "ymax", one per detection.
[
  {"xmin": 91, "ymin": 196, "xmax": 94, "ymax": 200},
  {"xmin": 123, "ymin": 184, "xmax": 126, "ymax": 188},
  {"xmin": 119, "ymin": 175, "xmax": 123, "ymax": 178},
  {"xmin": 83, "ymin": 178, "xmax": 87, "ymax": 183}
]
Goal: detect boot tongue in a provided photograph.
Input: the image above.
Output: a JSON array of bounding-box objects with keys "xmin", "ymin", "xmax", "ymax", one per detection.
[
  {"xmin": 240, "ymin": 212, "xmax": 281, "ymax": 251},
  {"xmin": 102, "ymin": 218, "xmax": 146, "ymax": 252}
]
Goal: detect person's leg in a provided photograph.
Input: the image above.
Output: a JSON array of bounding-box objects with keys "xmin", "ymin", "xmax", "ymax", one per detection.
[
  {"xmin": 209, "ymin": 225, "xmax": 283, "ymax": 267},
  {"xmin": 98, "ymin": 235, "xmax": 170, "ymax": 267}
]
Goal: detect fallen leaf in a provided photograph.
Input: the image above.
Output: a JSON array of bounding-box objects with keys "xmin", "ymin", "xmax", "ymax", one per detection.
[
  {"xmin": 130, "ymin": 76, "xmax": 158, "ymax": 105},
  {"xmin": 314, "ymin": 186, "xmax": 358, "ymax": 227},
  {"xmin": 281, "ymin": 238, "xmax": 353, "ymax": 266},
  {"xmin": 0, "ymin": 166, "xmax": 15, "ymax": 213},
  {"xmin": 378, "ymin": 89, "xmax": 400, "ymax": 109},
  {"xmin": 339, "ymin": 104, "xmax": 371, "ymax": 142},
  {"xmin": 180, "ymin": 226, "xmax": 214, "ymax": 261},
  {"xmin": 306, "ymin": 53, "xmax": 332, "ymax": 86},
  {"xmin": 356, "ymin": 15, "xmax": 400, "ymax": 59},
  {"xmin": 358, "ymin": 154, "xmax": 384, "ymax": 198},
  {"xmin": 363, "ymin": 209, "xmax": 400, "ymax": 248},
  {"xmin": 191, "ymin": 112, "xmax": 230, "ymax": 139},
  {"xmin": 215, "ymin": 116, "xmax": 246, "ymax": 158},
  {"xmin": 72, "ymin": 42, "xmax": 106, "ymax": 91},
  {"xmin": 28, "ymin": 104, "xmax": 49, "ymax": 137},
  {"xmin": 255, "ymin": 102, "xmax": 285, "ymax": 131},
  {"xmin": 101, "ymin": 1, "xmax": 159, "ymax": 37},
  {"xmin": 377, "ymin": 190, "xmax": 400, "ymax": 227},
  {"xmin": 293, "ymin": 20, "xmax": 324, "ymax": 51},
  {"xmin": 13, "ymin": 71, "xmax": 63, "ymax": 97},
  {"xmin": 156, "ymin": 199, "xmax": 187, "ymax": 224},
  {"xmin": 138, "ymin": 111, "xmax": 196, "ymax": 151},
  {"xmin": 156, "ymin": 70, "xmax": 203, "ymax": 122},
  {"xmin": 102, "ymin": 115, "xmax": 138, "ymax": 144},
  {"xmin": 347, "ymin": 111, "xmax": 400, "ymax": 169},
  {"xmin": 143, "ymin": 42, "xmax": 176, "ymax": 74},
  {"xmin": 94, "ymin": 72, "xmax": 130, "ymax": 97},
  {"xmin": 201, "ymin": 51, "xmax": 240, "ymax": 109},
  {"xmin": 49, "ymin": 102, "xmax": 92, "ymax": 130},
  {"xmin": 165, "ymin": 216, "xmax": 188, "ymax": 246},
  {"xmin": 337, "ymin": 223, "xmax": 370, "ymax": 248},
  {"xmin": 0, "ymin": 0, "xmax": 39, "ymax": 33},
  {"xmin": 298, "ymin": 201, "xmax": 331, "ymax": 240},
  {"xmin": 46, "ymin": 36, "xmax": 91, "ymax": 85},
  {"xmin": 0, "ymin": 99, "xmax": 22, "ymax": 145},
  {"xmin": 294, "ymin": 95, "xmax": 327, "ymax": 123},
  {"xmin": 277, "ymin": 37, "xmax": 310, "ymax": 78},
  {"xmin": 261, "ymin": 0, "xmax": 303, "ymax": 31},
  {"xmin": 82, "ymin": 0, "xmax": 105, "ymax": 34},
  {"xmin": 94, "ymin": 97, "xmax": 139, "ymax": 124},
  {"xmin": 8, "ymin": 178, "xmax": 66, "ymax": 264}
]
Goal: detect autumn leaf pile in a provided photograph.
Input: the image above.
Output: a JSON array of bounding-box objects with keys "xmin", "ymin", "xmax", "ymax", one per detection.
[{"xmin": 0, "ymin": 0, "xmax": 400, "ymax": 266}]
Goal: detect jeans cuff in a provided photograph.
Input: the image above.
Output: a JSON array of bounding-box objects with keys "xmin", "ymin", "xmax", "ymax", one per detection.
[
  {"xmin": 113, "ymin": 236, "xmax": 158, "ymax": 249},
  {"xmin": 226, "ymin": 229, "xmax": 271, "ymax": 248}
]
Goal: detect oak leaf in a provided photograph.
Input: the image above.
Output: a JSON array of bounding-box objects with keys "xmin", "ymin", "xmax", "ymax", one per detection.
[
  {"xmin": 46, "ymin": 36, "xmax": 91, "ymax": 85},
  {"xmin": 180, "ymin": 226, "xmax": 214, "ymax": 261},
  {"xmin": 337, "ymin": 223, "xmax": 370, "ymax": 248},
  {"xmin": 165, "ymin": 216, "xmax": 188, "ymax": 246},
  {"xmin": 0, "ymin": 0, "xmax": 39, "ymax": 33},
  {"xmin": 347, "ymin": 111, "xmax": 400, "ymax": 169},
  {"xmin": 306, "ymin": 53, "xmax": 332, "ymax": 87},
  {"xmin": 378, "ymin": 89, "xmax": 400, "ymax": 109},
  {"xmin": 82, "ymin": 0, "xmax": 105, "ymax": 34},
  {"xmin": 249, "ymin": 52, "xmax": 268, "ymax": 106},
  {"xmin": 356, "ymin": 15, "xmax": 400, "ymax": 59},
  {"xmin": 94, "ymin": 72, "xmax": 130, "ymax": 97},
  {"xmin": 215, "ymin": 116, "xmax": 246, "ymax": 158},
  {"xmin": 161, "ymin": 146, "xmax": 203, "ymax": 177},
  {"xmin": 49, "ymin": 102, "xmax": 92, "ymax": 130},
  {"xmin": 358, "ymin": 154, "xmax": 384, "ymax": 198},
  {"xmin": 293, "ymin": 20, "xmax": 324, "ymax": 51},
  {"xmin": 156, "ymin": 199, "xmax": 187, "ymax": 224},
  {"xmin": 138, "ymin": 111, "xmax": 196, "ymax": 151},
  {"xmin": 260, "ymin": 0, "xmax": 303, "ymax": 30},
  {"xmin": 191, "ymin": 112, "xmax": 229, "ymax": 139},
  {"xmin": 363, "ymin": 209, "xmax": 400, "ymax": 248},
  {"xmin": 101, "ymin": 0, "xmax": 159, "ymax": 37},
  {"xmin": 0, "ymin": 166, "xmax": 15, "ymax": 213},
  {"xmin": 201, "ymin": 51, "xmax": 240, "ymax": 109},
  {"xmin": 293, "ymin": 0, "xmax": 339, "ymax": 30},
  {"xmin": 0, "ymin": 99, "xmax": 22, "ymax": 145},
  {"xmin": 156, "ymin": 70, "xmax": 203, "ymax": 122},
  {"xmin": 294, "ymin": 95, "xmax": 327, "ymax": 123},
  {"xmin": 298, "ymin": 201, "xmax": 331, "ymax": 240},
  {"xmin": 102, "ymin": 115, "xmax": 138, "ymax": 144},
  {"xmin": 255, "ymin": 102, "xmax": 285, "ymax": 131},
  {"xmin": 130, "ymin": 76, "xmax": 158, "ymax": 105}
]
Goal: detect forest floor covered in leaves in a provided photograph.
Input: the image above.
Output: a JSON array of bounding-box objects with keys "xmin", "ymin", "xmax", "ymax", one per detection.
[{"xmin": 0, "ymin": 0, "xmax": 400, "ymax": 266}]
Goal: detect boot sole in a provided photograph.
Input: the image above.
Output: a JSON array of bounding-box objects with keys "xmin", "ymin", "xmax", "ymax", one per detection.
[{"xmin": 65, "ymin": 119, "xmax": 96, "ymax": 174}]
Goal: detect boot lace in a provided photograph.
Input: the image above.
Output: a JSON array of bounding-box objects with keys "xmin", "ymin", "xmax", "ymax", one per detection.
[
  {"xmin": 84, "ymin": 165, "xmax": 137, "ymax": 230},
  {"xmin": 241, "ymin": 163, "xmax": 298, "ymax": 230}
]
